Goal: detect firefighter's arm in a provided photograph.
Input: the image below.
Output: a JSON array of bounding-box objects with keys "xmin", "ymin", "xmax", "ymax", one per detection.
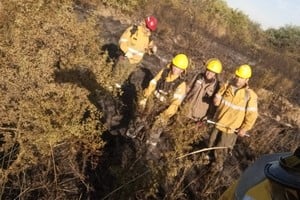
[
  {"xmin": 240, "ymin": 90, "xmax": 258, "ymax": 132},
  {"xmin": 213, "ymin": 83, "xmax": 228, "ymax": 106},
  {"xmin": 119, "ymin": 26, "xmax": 132, "ymax": 53},
  {"xmin": 140, "ymin": 69, "xmax": 164, "ymax": 108},
  {"xmin": 143, "ymin": 69, "xmax": 164, "ymax": 99},
  {"xmin": 160, "ymin": 82, "xmax": 187, "ymax": 120},
  {"xmin": 206, "ymin": 87, "xmax": 214, "ymax": 97},
  {"xmin": 206, "ymin": 80, "xmax": 218, "ymax": 97}
]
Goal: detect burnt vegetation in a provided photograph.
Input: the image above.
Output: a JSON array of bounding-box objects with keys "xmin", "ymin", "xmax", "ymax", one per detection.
[{"xmin": 0, "ymin": 0, "xmax": 299, "ymax": 199}]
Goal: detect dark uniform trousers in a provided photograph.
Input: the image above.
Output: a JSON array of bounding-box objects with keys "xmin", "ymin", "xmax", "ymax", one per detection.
[
  {"xmin": 208, "ymin": 128, "xmax": 238, "ymax": 168},
  {"xmin": 112, "ymin": 56, "xmax": 137, "ymax": 86}
]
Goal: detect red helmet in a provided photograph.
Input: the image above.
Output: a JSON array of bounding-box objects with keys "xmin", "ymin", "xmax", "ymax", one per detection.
[{"xmin": 145, "ymin": 16, "xmax": 157, "ymax": 31}]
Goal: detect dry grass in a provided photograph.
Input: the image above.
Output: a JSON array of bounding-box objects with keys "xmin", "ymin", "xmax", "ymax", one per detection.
[
  {"xmin": 0, "ymin": 0, "xmax": 111, "ymax": 197},
  {"xmin": 0, "ymin": 0, "xmax": 299, "ymax": 199}
]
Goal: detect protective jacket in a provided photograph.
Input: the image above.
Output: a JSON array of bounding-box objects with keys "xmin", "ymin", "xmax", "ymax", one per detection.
[
  {"xmin": 219, "ymin": 152, "xmax": 291, "ymax": 200},
  {"xmin": 184, "ymin": 72, "xmax": 218, "ymax": 120},
  {"xmin": 214, "ymin": 82, "xmax": 258, "ymax": 133},
  {"xmin": 119, "ymin": 25, "xmax": 154, "ymax": 64},
  {"xmin": 143, "ymin": 66, "xmax": 187, "ymax": 120}
]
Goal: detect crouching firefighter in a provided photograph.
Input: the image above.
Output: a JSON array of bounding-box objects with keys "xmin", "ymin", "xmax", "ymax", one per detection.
[
  {"xmin": 219, "ymin": 146, "xmax": 300, "ymax": 200},
  {"xmin": 138, "ymin": 54, "xmax": 189, "ymax": 151}
]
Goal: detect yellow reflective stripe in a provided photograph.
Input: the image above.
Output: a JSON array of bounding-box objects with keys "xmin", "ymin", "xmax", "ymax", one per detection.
[
  {"xmin": 150, "ymin": 79, "xmax": 157, "ymax": 85},
  {"xmin": 246, "ymin": 106, "xmax": 257, "ymax": 112},
  {"xmin": 120, "ymin": 38, "xmax": 128, "ymax": 42},
  {"xmin": 128, "ymin": 47, "xmax": 144, "ymax": 57},
  {"xmin": 221, "ymin": 99, "xmax": 246, "ymax": 111},
  {"xmin": 173, "ymin": 93, "xmax": 185, "ymax": 102}
]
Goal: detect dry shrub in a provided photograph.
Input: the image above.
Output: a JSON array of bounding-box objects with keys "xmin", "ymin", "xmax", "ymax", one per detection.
[
  {"xmin": 0, "ymin": 0, "xmax": 299, "ymax": 199},
  {"xmin": 0, "ymin": 0, "xmax": 115, "ymax": 193},
  {"xmin": 100, "ymin": 0, "xmax": 147, "ymax": 13}
]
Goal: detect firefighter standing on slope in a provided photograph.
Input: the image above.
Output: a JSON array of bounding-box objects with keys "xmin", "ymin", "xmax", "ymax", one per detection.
[
  {"xmin": 183, "ymin": 58, "xmax": 222, "ymax": 122},
  {"xmin": 138, "ymin": 54, "xmax": 189, "ymax": 150},
  {"xmin": 208, "ymin": 64, "xmax": 258, "ymax": 171},
  {"xmin": 112, "ymin": 16, "xmax": 158, "ymax": 88}
]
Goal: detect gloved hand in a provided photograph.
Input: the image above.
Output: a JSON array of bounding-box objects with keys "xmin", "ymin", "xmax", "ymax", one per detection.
[
  {"xmin": 151, "ymin": 45, "xmax": 157, "ymax": 54},
  {"xmin": 139, "ymin": 98, "xmax": 147, "ymax": 109},
  {"xmin": 197, "ymin": 116, "xmax": 207, "ymax": 127},
  {"xmin": 237, "ymin": 128, "xmax": 249, "ymax": 137},
  {"xmin": 125, "ymin": 51, "xmax": 133, "ymax": 58},
  {"xmin": 201, "ymin": 116, "xmax": 208, "ymax": 122}
]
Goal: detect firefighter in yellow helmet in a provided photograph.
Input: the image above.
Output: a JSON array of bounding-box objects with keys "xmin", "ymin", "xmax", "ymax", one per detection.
[
  {"xmin": 183, "ymin": 58, "xmax": 222, "ymax": 122},
  {"xmin": 137, "ymin": 54, "xmax": 189, "ymax": 150},
  {"xmin": 207, "ymin": 64, "xmax": 258, "ymax": 171},
  {"xmin": 219, "ymin": 146, "xmax": 300, "ymax": 200},
  {"xmin": 112, "ymin": 16, "xmax": 158, "ymax": 88}
]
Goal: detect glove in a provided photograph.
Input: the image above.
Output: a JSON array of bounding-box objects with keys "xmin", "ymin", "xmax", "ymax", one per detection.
[
  {"xmin": 236, "ymin": 128, "xmax": 250, "ymax": 137},
  {"xmin": 139, "ymin": 98, "xmax": 147, "ymax": 109},
  {"xmin": 151, "ymin": 45, "xmax": 157, "ymax": 54},
  {"xmin": 125, "ymin": 51, "xmax": 133, "ymax": 58}
]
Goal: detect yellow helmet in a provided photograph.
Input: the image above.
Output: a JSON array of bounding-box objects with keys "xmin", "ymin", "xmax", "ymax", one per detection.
[
  {"xmin": 172, "ymin": 54, "xmax": 189, "ymax": 70},
  {"xmin": 206, "ymin": 58, "xmax": 222, "ymax": 74},
  {"xmin": 235, "ymin": 64, "xmax": 252, "ymax": 79}
]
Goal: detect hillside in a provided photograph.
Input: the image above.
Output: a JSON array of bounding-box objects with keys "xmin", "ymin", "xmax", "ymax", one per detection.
[{"xmin": 0, "ymin": 0, "xmax": 299, "ymax": 199}]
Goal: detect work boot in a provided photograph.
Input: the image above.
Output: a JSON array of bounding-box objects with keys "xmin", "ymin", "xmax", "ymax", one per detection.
[
  {"xmin": 146, "ymin": 140, "xmax": 157, "ymax": 151},
  {"xmin": 126, "ymin": 129, "xmax": 137, "ymax": 139},
  {"xmin": 126, "ymin": 124, "xmax": 144, "ymax": 139},
  {"xmin": 146, "ymin": 141, "xmax": 160, "ymax": 160},
  {"xmin": 126, "ymin": 117, "xmax": 145, "ymax": 139}
]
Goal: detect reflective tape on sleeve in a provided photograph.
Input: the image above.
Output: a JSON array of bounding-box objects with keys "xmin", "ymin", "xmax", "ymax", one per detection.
[
  {"xmin": 119, "ymin": 38, "xmax": 128, "ymax": 42},
  {"xmin": 246, "ymin": 106, "xmax": 257, "ymax": 112},
  {"xmin": 128, "ymin": 47, "xmax": 144, "ymax": 57},
  {"xmin": 221, "ymin": 99, "xmax": 246, "ymax": 111},
  {"xmin": 173, "ymin": 93, "xmax": 185, "ymax": 102},
  {"xmin": 150, "ymin": 79, "xmax": 157, "ymax": 85}
]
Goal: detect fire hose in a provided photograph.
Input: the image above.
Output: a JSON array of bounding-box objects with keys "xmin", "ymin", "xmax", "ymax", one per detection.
[{"xmin": 205, "ymin": 119, "xmax": 250, "ymax": 137}]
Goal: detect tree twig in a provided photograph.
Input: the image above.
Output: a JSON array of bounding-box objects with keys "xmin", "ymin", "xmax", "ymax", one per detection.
[
  {"xmin": 176, "ymin": 146, "xmax": 229, "ymax": 160},
  {"xmin": 50, "ymin": 143, "xmax": 58, "ymax": 187},
  {"xmin": 0, "ymin": 127, "xmax": 17, "ymax": 131}
]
